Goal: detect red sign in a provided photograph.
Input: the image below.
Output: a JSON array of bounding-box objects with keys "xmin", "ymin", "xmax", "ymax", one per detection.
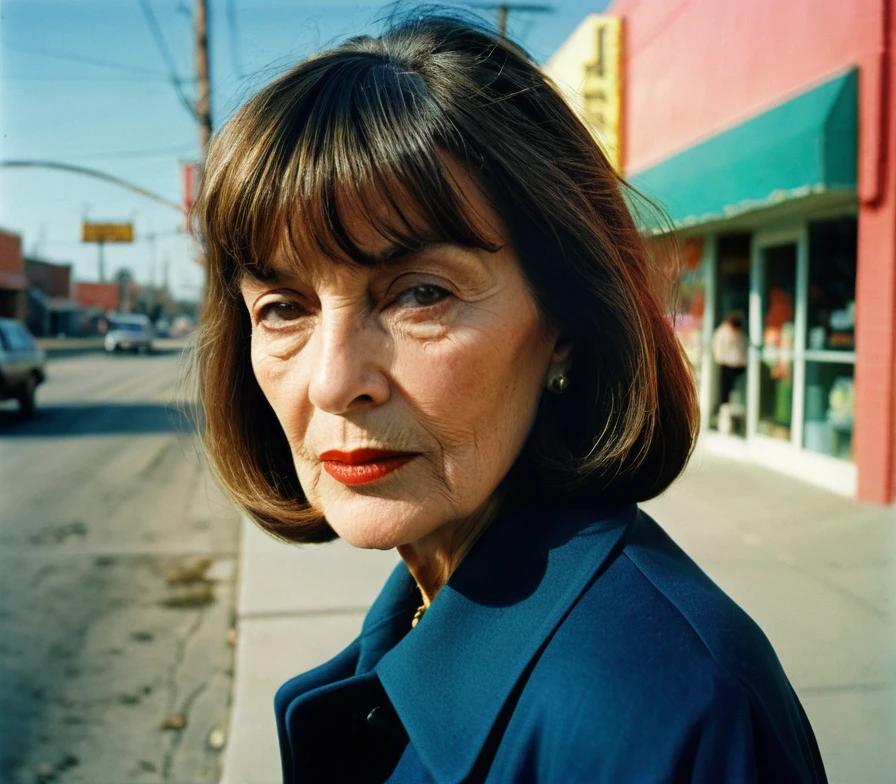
[{"xmin": 183, "ymin": 162, "xmax": 198, "ymax": 230}]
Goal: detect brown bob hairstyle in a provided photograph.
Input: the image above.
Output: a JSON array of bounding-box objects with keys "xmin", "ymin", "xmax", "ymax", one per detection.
[{"xmin": 191, "ymin": 12, "xmax": 698, "ymax": 543}]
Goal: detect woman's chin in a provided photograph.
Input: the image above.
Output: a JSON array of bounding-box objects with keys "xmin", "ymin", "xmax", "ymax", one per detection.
[
  {"xmin": 337, "ymin": 529, "xmax": 401, "ymax": 551},
  {"xmin": 323, "ymin": 497, "xmax": 441, "ymax": 551}
]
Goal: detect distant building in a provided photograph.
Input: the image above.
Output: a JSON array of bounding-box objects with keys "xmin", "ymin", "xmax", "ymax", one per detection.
[
  {"xmin": 75, "ymin": 281, "xmax": 120, "ymax": 312},
  {"xmin": 0, "ymin": 229, "xmax": 27, "ymax": 320},
  {"xmin": 74, "ymin": 281, "xmax": 121, "ymax": 334},
  {"xmin": 24, "ymin": 257, "xmax": 81, "ymax": 336},
  {"xmin": 548, "ymin": 1, "xmax": 896, "ymax": 504}
]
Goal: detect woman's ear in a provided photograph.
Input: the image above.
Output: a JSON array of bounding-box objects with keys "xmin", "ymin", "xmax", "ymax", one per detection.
[
  {"xmin": 549, "ymin": 338, "xmax": 573, "ymax": 372},
  {"xmin": 545, "ymin": 338, "xmax": 573, "ymax": 395}
]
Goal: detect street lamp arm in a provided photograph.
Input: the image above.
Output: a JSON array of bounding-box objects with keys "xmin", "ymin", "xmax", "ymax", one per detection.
[{"xmin": 0, "ymin": 159, "xmax": 184, "ymax": 214}]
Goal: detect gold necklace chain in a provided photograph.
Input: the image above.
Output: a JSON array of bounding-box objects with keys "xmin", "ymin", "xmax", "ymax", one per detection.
[{"xmin": 411, "ymin": 604, "xmax": 427, "ymax": 628}]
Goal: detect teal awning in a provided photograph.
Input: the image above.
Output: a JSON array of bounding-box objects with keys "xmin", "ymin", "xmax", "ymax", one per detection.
[{"xmin": 628, "ymin": 69, "xmax": 857, "ymax": 229}]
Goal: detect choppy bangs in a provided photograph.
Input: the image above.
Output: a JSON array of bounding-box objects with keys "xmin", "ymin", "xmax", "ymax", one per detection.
[{"xmin": 206, "ymin": 51, "xmax": 499, "ymax": 288}]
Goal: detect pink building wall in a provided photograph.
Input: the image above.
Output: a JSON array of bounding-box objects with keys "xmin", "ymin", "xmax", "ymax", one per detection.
[{"xmin": 610, "ymin": 0, "xmax": 896, "ymax": 502}]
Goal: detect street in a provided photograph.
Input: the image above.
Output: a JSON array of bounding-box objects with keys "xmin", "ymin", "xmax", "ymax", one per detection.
[{"xmin": 0, "ymin": 342, "xmax": 241, "ymax": 784}]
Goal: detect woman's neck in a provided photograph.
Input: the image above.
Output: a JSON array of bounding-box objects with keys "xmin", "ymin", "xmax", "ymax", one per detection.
[{"xmin": 397, "ymin": 494, "xmax": 502, "ymax": 606}]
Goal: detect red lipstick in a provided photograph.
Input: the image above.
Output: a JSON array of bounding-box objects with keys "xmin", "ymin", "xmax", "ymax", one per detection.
[{"xmin": 319, "ymin": 449, "xmax": 416, "ymax": 486}]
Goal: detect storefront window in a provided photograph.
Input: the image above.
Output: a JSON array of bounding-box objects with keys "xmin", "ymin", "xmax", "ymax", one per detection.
[
  {"xmin": 803, "ymin": 361, "xmax": 854, "ymax": 460},
  {"xmin": 674, "ymin": 238, "xmax": 705, "ymax": 385},
  {"xmin": 757, "ymin": 348, "xmax": 793, "ymax": 441},
  {"xmin": 803, "ymin": 217, "xmax": 856, "ymax": 462},
  {"xmin": 757, "ymin": 243, "xmax": 797, "ymax": 442},
  {"xmin": 807, "ymin": 218, "xmax": 856, "ymax": 352}
]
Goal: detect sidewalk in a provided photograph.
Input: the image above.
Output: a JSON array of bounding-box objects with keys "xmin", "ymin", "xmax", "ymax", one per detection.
[
  {"xmin": 221, "ymin": 523, "xmax": 397, "ymax": 784},
  {"xmin": 221, "ymin": 447, "xmax": 894, "ymax": 784}
]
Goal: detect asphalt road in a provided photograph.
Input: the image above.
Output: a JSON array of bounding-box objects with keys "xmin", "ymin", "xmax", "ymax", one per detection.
[{"xmin": 0, "ymin": 340, "xmax": 241, "ymax": 784}]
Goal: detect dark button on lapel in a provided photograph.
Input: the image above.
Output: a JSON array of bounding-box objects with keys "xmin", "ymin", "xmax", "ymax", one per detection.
[{"xmin": 365, "ymin": 703, "xmax": 403, "ymax": 740}]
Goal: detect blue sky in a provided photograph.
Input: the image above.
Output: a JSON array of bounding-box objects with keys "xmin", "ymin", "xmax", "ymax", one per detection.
[{"xmin": 1, "ymin": 0, "xmax": 608, "ymax": 301}]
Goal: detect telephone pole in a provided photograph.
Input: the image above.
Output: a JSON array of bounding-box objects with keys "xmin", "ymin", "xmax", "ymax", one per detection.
[
  {"xmin": 195, "ymin": 0, "xmax": 212, "ymax": 162},
  {"xmin": 466, "ymin": 3, "xmax": 554, "ymax": 40}
]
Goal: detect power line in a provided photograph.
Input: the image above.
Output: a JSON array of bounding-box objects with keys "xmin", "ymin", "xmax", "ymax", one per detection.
[
  {"xmin": 226, "ymin": 0, "xmax": 245, "ymax": 77},
  {"xmin": 5, "ymin": 42, "xmax": 177, "ymax": 79},
  {"xmin": 5, "ymin": 75, "xmax": 175, "ymax": 84},
  {"xmin": 137, "ymin": 0, "xmax": 197, "ymax": 120},
  {"xmin": 63, "ymin": 145, "xmax": 196, "ymax": 162},
  {"xmin": 1, "ymin": 160, "xmax": 183, "ymax": 213},
  {"xmin": 38, "ymin": 229, "xmax": 187, "ymax": 247}
]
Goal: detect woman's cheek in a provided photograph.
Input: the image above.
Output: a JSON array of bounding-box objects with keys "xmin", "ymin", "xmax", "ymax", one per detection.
[
  {"xmin": 250, "ymin": 343, "xmax": 298, "ymax": 419},
  {"xmin": 250, "ymin": 326, "xmax": 308, "ymax": 362},
  {"xmin": 405, "ymin": 337, "xmax": 502, "ymax": 453},
  {"xmin": 401, "ymin": 334, "xmax": 478, "ymax": 406}
]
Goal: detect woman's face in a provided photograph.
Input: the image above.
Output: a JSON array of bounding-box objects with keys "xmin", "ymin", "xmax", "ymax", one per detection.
[{"xmin": 240, "ymin": 171, "xmax": 562, "ymax": 550}]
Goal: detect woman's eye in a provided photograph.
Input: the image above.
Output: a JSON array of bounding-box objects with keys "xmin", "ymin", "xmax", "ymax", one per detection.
[
  {"xmin": 396, "ymin": 284, "xmax": 450, "ymax": 309},
  {"xmin": 256, "ymin": 301, "xmax": 304, "ymax": 326}
]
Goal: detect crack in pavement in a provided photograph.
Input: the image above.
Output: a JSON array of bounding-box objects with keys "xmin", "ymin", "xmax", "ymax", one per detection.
[
  {"xmin": 161, "ymin": 680, "xmax": 210, "ymax": 781},
  {"xmin": 160, "ymin": 607, "xmax": 208, "ymax": 781}
]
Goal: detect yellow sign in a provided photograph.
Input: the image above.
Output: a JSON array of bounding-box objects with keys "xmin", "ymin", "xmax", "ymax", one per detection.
[
  {"xmin": 82, "ymin": 222, "xmax": 134, "ymax": 243},
  {"xmin": 582, "ymin": 16, "xmax": 623, "ymax": 173}
]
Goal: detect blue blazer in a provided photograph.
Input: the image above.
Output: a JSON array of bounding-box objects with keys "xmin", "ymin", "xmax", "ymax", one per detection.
[{"xmin": 275, "ymin": 503, "xmax": 827, "ymax": 782}]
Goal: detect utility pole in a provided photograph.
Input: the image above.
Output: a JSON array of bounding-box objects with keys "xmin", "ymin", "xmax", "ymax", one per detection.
[
  {"xmin": 496, "ymin": 4, "xmax": 509, "ymax": 38},
  {"xmin": 195, "ymin": 0, "xmax": 212, "ymax": 163},
  {"xmin": 466, "ymin": 3, "xmax": 553, "ymax": 41}
]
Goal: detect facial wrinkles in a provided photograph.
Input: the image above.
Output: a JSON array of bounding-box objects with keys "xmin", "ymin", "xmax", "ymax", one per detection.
[
  {"xmin": 250, "ymin": 194, "xmax": 553, "ymax": 499},
  {"xmin": 392, "ymin": 300, "xmax": 544, "ymax": 507}
]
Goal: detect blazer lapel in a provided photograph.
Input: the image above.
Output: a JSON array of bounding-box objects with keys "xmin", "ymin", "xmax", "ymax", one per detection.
[{"xmin": 374, "ymin": 502, "xmax": 636, "ymax": 783}]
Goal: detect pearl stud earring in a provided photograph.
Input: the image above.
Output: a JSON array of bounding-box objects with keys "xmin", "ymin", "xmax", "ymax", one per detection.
[{"xmin": 547, "ymin": 373, "xmax": 569, "ymax": 395}]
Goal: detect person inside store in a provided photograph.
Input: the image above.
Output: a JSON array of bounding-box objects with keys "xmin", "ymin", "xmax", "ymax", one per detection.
[
  {"xmin": 191, "ymin": 13, "xmax": 827, "ymax": 783},
  {"xmin": 713, "ymin": 311, "xmax": 749, "ymax": 408}
]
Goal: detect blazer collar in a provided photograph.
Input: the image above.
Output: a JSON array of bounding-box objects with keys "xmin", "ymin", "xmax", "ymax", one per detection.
[{"xmin": 364, "ymin": 502, "xmax": 635, "ymax": 784}]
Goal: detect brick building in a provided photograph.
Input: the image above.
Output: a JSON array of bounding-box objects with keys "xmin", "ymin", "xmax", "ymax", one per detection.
[
  {"xmin": 24, "ymin": 257, "xmax": 80, "ymax": 336},
  {"xmin": 0, "ymin": 229, "xmax": 26, "ymax": 320},
  {"xmin": 75, "ymin": 281, "xmax": 121, "ymax": 312}
]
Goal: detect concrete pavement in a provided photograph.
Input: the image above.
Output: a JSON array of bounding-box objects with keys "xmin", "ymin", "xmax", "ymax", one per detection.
[
  {"xmin": 221, "ymin": 446, "xmax": 894, "ymax": 784},
  {"xmin": 221, "ymin": 524, "xmax": 397, "ymax": 784},
  {"xmin": 647, "ymin": 449, "xmax": 894, "ymax": 784}
]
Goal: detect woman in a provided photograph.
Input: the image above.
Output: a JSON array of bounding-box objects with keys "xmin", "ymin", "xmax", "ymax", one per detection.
[{"xmin": 192, "ymin": 14, "xmax": 826, "ymax": 783}]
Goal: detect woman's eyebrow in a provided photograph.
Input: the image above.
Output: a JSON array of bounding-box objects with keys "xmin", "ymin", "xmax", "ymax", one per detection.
[
  {"xmin": 372, "ymin": 240, "xmax": 491, "ymax": 269},
  {"xmin": 370, "ymin": 241, "xmax": 436, "ymax": 266},
  {"xmin": 241, "ymin": 264, "xmax": 290, "ymax": 286},
  {"xmin": 242, "ymin": 241, "xmax": 483, "ymax": 286}
]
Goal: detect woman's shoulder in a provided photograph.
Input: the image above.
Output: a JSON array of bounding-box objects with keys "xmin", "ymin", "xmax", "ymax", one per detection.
[
  {"xmin": 508, "ymin": 508, "xmax": 825, "ymax": 780},
  {"xmin": 621, "ymin": 510, "xmax": 775, "ymax": 668},
  {"xmin": 547, "ymin": 508, "xmax": 788, "ymax": 695},
  {"xmin": 486, "ymin": 507, "xmax": 828, "ymax": 781}
]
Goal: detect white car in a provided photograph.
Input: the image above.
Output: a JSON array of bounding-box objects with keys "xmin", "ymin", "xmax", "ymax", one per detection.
[{"xmin": 104, "ymin": 314, "xmax": 154, "ymax": 354}]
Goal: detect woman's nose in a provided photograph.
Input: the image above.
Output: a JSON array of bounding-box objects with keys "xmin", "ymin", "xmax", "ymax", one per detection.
[{"xmin": 306, "ymin": 307, "xmax": 391, "ymax": 414}]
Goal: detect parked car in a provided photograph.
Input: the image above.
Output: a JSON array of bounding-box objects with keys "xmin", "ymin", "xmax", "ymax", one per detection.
[
  {"xmin": 169, "ymin": 315, "xmax": 195, "ymax": 337},
  {"xmin": 154, "ymin": 317, "xmax": 171, "ymax": 338},
  {"xmin": 104, "ymin": 314, "xmax": 154, "ymax": 354},
  {"xmin": 0, "ymin": 318, "xmax": 46, "ymax": 415}
]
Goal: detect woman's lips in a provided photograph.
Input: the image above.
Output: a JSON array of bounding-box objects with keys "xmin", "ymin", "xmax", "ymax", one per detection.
[{"xmin": 319, "ymin": 449, "xmax": 417, "ymax": 486}]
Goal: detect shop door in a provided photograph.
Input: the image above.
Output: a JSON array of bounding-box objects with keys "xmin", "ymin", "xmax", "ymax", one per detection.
[
  {"xmin": 749, "ymin": 231, "xmax": 805, "ymax": 444},
  {"xmin": 710, "ymin": 235, "xmax": 750, "ymax": 437}
]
